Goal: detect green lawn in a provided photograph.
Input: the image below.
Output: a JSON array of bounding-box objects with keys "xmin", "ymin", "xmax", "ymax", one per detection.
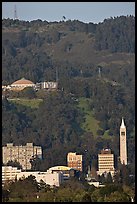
[
  {"xmin": 78, "ymin": 97, "xmax": 100, "ymax": 137},
  {"xmin": 103, "ymin": 130, "xmax": 111, "ymax": 139},
  {"xmin": 8, "ymin": 98, "xmax": 43, "ymax": 109}
]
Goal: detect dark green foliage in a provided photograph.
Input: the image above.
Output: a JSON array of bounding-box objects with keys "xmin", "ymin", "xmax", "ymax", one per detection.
[
  {"xmin": 8, "ymin": 176, "xmax": 38, "ymax": 201},
  {"xmin": 30, "ymin": 155, "xmax": 43, "ymax": 171},
  {"xmin": 6, "ymin": 160, "xmax": 22, "ymax": 169},
  {"xmin": 2, "ymin": 189, "xmax": 10, "ymax": 202},
  {"xmin": 95, "ymin": 16, "xmax": 135, "ymax": 53},
  {"xmin": 19, "ymin": 87, "xmax": 36, "ymax": 99},
  {"xmin": 3, "ymin": 177, "xmax": 134, "ymax": 202},
  {"xmin": 2, "ymin": 17, "xmax": 135, "ymax": 178}
]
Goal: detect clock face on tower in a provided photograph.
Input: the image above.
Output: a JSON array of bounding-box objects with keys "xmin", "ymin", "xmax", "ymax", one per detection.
[{"xmin": 121, "ymin": 131, "xmax": 125, "ymax": 136}]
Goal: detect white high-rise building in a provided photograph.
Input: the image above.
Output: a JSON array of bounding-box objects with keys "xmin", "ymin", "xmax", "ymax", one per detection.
[{"xmin": 120, "ymin": 118, "xmax": 127, "ymax": 165}]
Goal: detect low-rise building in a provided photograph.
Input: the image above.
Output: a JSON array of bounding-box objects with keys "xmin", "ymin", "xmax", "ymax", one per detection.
[
  {"xmin": 2, "ymin": 166, "xmax": 21, "ymax": 184},
  {"xmin": 17, "ymin": 170, "xmax": 63, "ymax": 187},
  {"xmin": 35, "ymin": 81, "xmax": 58, "ymax": 90},
  {"xmin": 8, "ymin": 78, "xmax": 35, "ymax": 91},
  {"xmin": 2, "ymin": 166, "xmax": 63, "ymax": 187},
  {"xmin": 48, "ymin": 166, "xmax": 71, "ymax": 180}
]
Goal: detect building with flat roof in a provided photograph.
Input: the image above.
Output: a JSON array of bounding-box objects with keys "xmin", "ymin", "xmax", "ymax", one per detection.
[
  {"xmin": 17, "ymin": 170, "xmax": 63, "ymax": 187},
  {"xmin": 48, "ymin": 166, "xmax": 71, "ymax": 180},
  {"xmin": 97, "ymin": 148, "xmax": 115, "ymax": 177},
  {"xmin": 2, "ymin": 166, "xmax": 21, "ymax": 184},
  {"xmin": 2, "ymin": 143, "xmax": 42, "ymax": 170},
  {"xmin": 67, "ymin": 152, "xmax": 83, "ymax": 172},
  {"xmin": 2, "ymin": 166, "xmax": 63, "ymax": 187},
  {"xmin": 35, "ymin": 81, "xmax": 58, "ymax": 90}
]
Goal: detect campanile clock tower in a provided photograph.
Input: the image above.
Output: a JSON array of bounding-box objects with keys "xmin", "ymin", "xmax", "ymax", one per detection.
[{"xmin": 120, "ymin": 117, "xmax": 127, "ymax": 165}]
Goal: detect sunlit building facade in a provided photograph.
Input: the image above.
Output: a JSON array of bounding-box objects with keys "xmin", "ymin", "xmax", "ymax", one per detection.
[
  {"xmin": 97, "ymin": 148, "xmax": 115, "ymax": 177},
  {"xmin": 67, "ymin": 152, "xmax": 83, "ymax": 171},
  {"xmin": 2, "ymin": 143, "xmax": 42, "ymax": 170}
]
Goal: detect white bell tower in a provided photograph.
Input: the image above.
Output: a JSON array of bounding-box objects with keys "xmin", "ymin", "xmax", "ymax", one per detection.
[{"xmin": 120, "ymin": 117, "xmax": 127, "ymax": 165}]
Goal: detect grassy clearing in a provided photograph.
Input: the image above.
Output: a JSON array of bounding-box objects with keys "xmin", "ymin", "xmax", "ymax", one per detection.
[
  {"xmin": 8, "ymin": 98, "xmax": 43, "ymax": 109},
  {"xmin": 103, "ymin": 130, "xmax": 111, "ymax": 139},
  {"xmin": 78, "ymin": 97, "xmax": 100, "ymax": 137}
]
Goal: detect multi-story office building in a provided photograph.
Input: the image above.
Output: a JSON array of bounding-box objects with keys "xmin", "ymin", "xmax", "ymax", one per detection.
[
  {"xmin": 97, "ymin": 148, "xmax": 115, "ymax": 177},
  {"xmin": 67, "ymin": 152, "xmax": 83, "ymax": 171},
  {"xmin": 2, "ymin": 143, "xmax": 42, "ymax": 170}
]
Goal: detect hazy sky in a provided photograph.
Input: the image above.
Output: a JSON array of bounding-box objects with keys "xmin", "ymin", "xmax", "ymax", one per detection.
[{"xmin": 2, "ymin": 2, "xmax": 135, "ymax": 24}]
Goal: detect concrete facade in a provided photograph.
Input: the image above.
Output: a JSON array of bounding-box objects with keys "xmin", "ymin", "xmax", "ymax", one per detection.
[
  {"xmin": 2, "ymin": 143, "xmax": 42, "ymax": 170},
  {"xmin": 120, "ymin": 118, "xmax": 127, "ymax": 165},
  {"xmin": 67, "ymin": 152, "xmax": 83, "ymax": 171},
  {"xmin": 2, "ymin": 166, "xmax": 21, "ymax": 184},
  {"xmin": 97, "ymin": 148, "xmax": 115, "ymax": 177},
  {"xmin": 17, "ymin": 170, "xmax": 63, "ymax": 187},
  {"xmin": 2, "ymin": 166, "xmax": 63, "ymax": 187}
]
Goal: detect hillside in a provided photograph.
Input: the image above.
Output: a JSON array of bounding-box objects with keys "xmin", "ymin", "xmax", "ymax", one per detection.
[
  {"xmin": 2, "ymin": 16, "xmax": 135, "ymax": 172},
  {"xmin": 2, "ymin": 17, "xmax": 134, "ymax": 85},
  {"xmin": 78, "ymin": 97, "xmax": 100, "ymax": 137}
]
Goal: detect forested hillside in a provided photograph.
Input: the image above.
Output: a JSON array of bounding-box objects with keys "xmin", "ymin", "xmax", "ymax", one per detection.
[{"xmin": 2, "ymin": 16, "xmax": 135, "ymax": 173}]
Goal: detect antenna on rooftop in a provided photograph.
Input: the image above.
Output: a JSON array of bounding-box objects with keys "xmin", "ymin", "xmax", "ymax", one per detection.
[{"xmin": 14, "ymin": 4, "xmax": 18, "ymax": 20}]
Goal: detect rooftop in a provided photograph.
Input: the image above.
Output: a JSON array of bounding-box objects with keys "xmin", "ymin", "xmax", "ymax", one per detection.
[{"xmin": 11, "ymin": 78, "xmax": 35, "ymax": 85}]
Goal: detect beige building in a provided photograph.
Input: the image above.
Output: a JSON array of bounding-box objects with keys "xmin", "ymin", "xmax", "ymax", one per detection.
[
  {"xmin": 48, "ymin": 166, "xmax": 71, "ymax": 180},
  {"xmin": 7, "ymin": 77, "xmax": 35, "ymax": 91},
  {"xmin": 67, "ymin": 152, "xmax": 83, "ymax": 171},
  {"xmin": 35, "ymin": 81, "xmax": 58, "ymax": 90},
  {"xmin": 2, "ymin": 166, "xmax": 21, "ymax": 184},
  {"xmin": 97, "ymin": 148, "xmax": 115, "ymax": 177},
  {"xmin": 17, "ymin": 170, "xmax": 63, "ymax": 187},
  {"xmin": 120, "ymin": 118, "xmax": 127, "ymax": 165},
  {"xmin": 2, "ymin": 166, "xmax": 63, "ymax": 187},
  {"xmin": 2, "ymin": 143, "xmax": 42, "ymax": 170}
]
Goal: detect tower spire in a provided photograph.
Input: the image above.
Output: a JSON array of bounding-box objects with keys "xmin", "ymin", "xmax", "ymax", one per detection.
[
  {"xmin": 121, "ymin": 117, "xmax": 125, "ymax": 128},
  {"xmin": 120, "ymin": 117, "xmax": 127, "ymax": 165}
]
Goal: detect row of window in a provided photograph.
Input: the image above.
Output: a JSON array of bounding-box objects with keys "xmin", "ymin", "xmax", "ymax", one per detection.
[
  {"xmin": 99, "ymin": 168, "xmax": 114, "ymax": 170},
  {"xmin": 99, "ymin": 162, "xmax": 114, "ymax": 164}
]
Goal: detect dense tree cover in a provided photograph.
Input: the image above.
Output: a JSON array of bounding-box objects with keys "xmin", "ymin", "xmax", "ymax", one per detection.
[
  {"xmin": 2, "ymin": 16, "xmax": 135, "ymax": 84},
  {"xmin": 2, "ymin": 91, "xmax": 135, "ymax": 175},
  {"xmin": 5, "ymin": 160, "xmax": 22, "ymax": 169},
  {"xmin": 2, "ymin": 176, "xmax": 134, "ymax": 202},
  {"xmin": 2, "ymin": 17, "xmax": 135, "ymax": 180},
  {"xmin": 95, "ymin": 15, "xmax": 135, "ymax": 53}
]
